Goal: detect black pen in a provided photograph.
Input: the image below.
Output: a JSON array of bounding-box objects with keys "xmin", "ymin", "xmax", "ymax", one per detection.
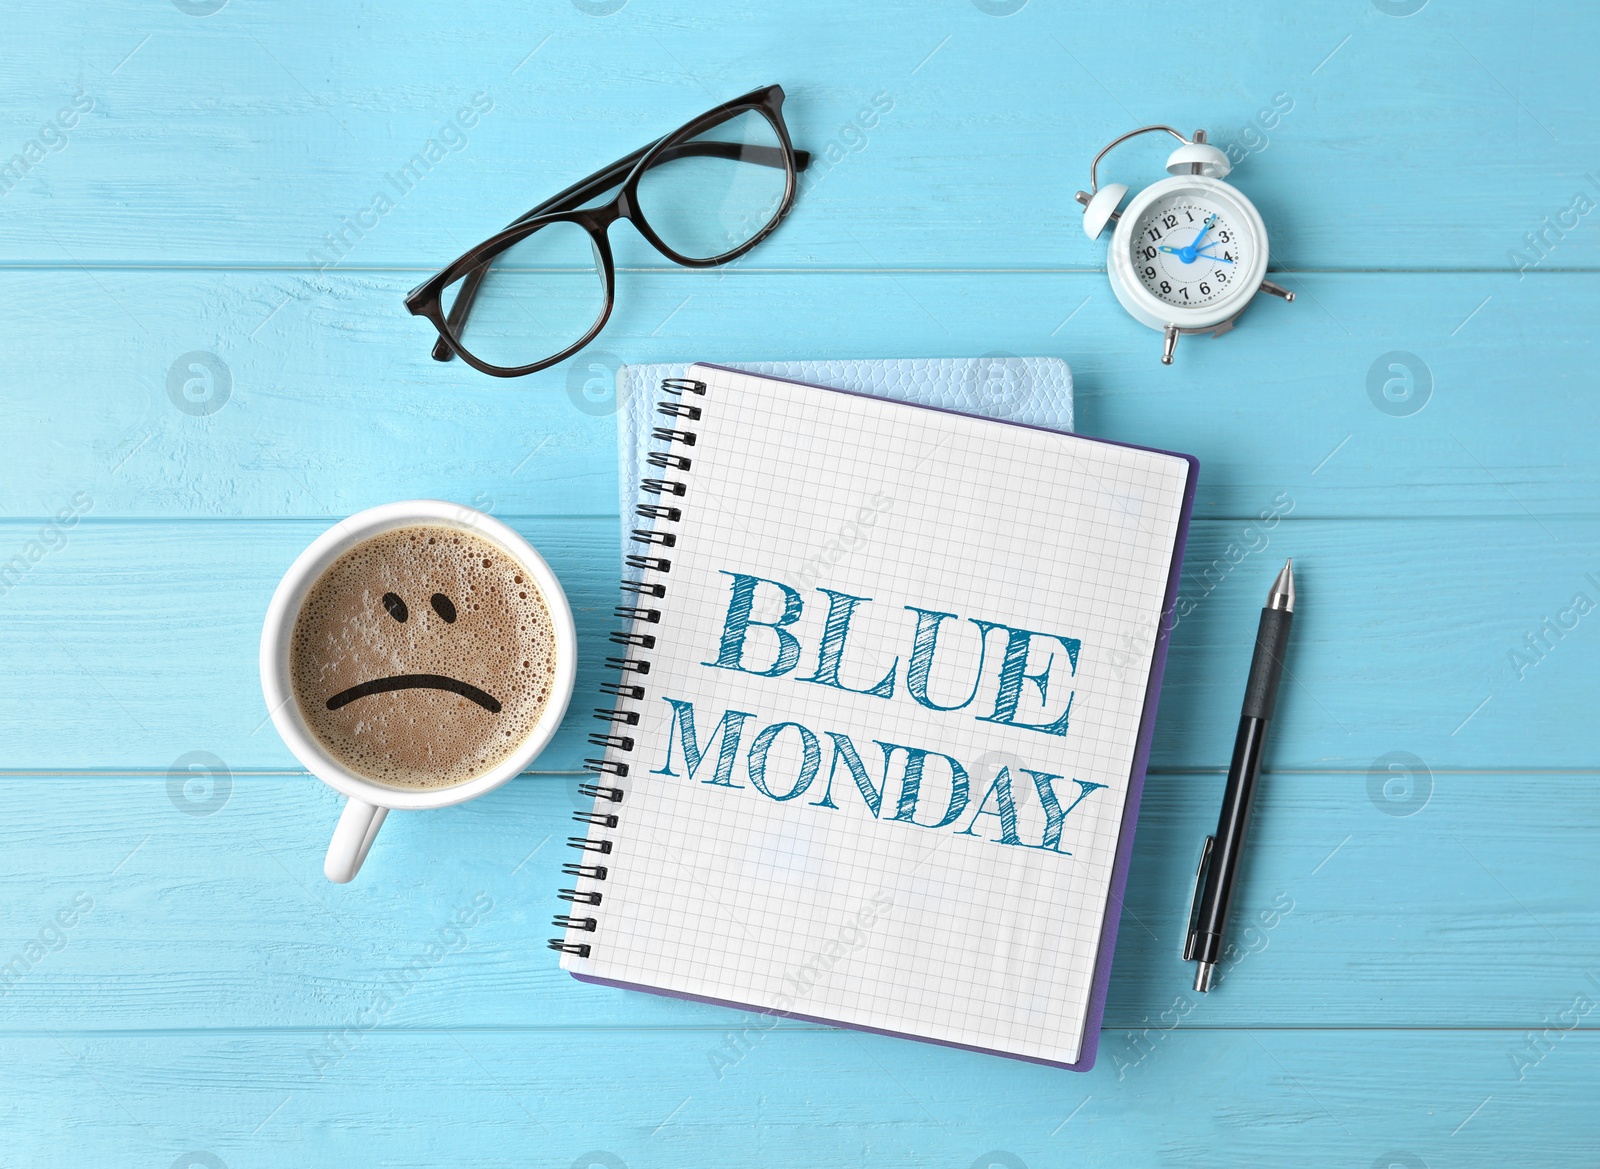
[{"xmin": 1184, "ymin": 559, "xmax": 1295, "ymax": 992}]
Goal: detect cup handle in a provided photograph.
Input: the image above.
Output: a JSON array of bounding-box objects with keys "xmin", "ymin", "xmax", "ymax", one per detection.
[{"xmin": 325, "ymin": 798, "xmax": 389, "ymax": 883}]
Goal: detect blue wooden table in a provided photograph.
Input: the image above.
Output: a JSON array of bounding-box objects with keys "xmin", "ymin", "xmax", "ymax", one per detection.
[{"xmin": 5, "ymin": 1, "xmax": 1597, "ymax": 1164}]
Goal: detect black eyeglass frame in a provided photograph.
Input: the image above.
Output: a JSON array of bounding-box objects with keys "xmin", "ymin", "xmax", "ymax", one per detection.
[{"xmin": 404, "ymin": 84, "xmax": 809, "ymax": 379}]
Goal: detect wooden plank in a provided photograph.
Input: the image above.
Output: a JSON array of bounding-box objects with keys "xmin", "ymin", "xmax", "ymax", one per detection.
[
  {"xmin": 0, "ymin": 516, "xmax": 1590, "ymax": 772},
  {"xmin": 2, "ymin": 1029, "xmax": 1595, "ymax": 1166},
  {"xmin": 2, "ymin": 270, "xmax": 1594, "ymax": 520},
  {"xmin": 1, "ymin": 1, "xmax": 1594, "ymax": 272},
  {"xmin": 3, "ymin": 771, "xmax": 1595, "ymax": 1032}
]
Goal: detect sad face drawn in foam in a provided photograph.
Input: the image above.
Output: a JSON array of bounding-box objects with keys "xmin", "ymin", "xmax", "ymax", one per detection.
[{"xmin": 289, "ymin": 525, "xmax": 558, "ymax": 790}]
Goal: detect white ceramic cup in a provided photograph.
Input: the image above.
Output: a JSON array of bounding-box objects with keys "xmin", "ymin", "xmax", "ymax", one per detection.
[{"xmin": 259, "ymin": 500, "xmax": 577, "ymax": 883}]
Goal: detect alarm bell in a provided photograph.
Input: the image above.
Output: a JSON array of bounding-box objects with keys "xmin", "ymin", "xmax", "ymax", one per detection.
[
  {"xmin": 1079, "ymin": 184, "xmax": 1127, "ymax": 240},
  {"xmin": 1163, "ymin": 141, "xmax": 1230, "ymax": 179},
  {"xmin": 1075, "ymin": 127, "xmax": 1231, "ymax": 239}
]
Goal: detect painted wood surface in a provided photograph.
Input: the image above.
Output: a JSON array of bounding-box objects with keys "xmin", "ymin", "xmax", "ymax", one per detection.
[
  {"xmin": 5, "ymin": 271, "xmax": 1596, "ymax": 520},
  {"xmin": 4, "ymin": 0, "xmax": 1598, "ymax": 1165},
  {"xmin": 1, "ymin": 1, "xmax": 1593, "ymax": 272},
  {"xmin": 2, "ymin": 771, "xmax": 1595, "ymax": 1032},
  {"xmin": 9, "ymin": 1030, "xmax": 1599, "ymax": 1168}
]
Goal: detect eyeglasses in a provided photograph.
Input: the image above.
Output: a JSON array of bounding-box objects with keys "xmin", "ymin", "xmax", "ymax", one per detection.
[{"xmin": 405, "ymin": 84, "xmax": 810, "ymax": 379}]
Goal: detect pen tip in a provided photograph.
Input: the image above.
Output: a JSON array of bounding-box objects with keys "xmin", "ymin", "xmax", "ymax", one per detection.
[{"xmin": 1268, "ymin": 559, "xmax": 1296, "ymax": 613}]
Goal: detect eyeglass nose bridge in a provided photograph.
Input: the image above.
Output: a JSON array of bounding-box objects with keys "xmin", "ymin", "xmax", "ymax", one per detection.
[
  {"xmin": 570, "ymin": 191, "xmax": 653, "ymax": 250},
  {"xmin": 560, "ymin": 206, "xmax": 624, "ymax": 294},
  {"xmin": 569, "ymin": 194, "xmax": 695, "ymax": 287}
]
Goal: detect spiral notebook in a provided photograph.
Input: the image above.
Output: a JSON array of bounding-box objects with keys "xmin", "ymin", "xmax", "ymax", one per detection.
[{"xmin": 553, "ymin": 364, "xmax": 1196, "ymax": 1070}]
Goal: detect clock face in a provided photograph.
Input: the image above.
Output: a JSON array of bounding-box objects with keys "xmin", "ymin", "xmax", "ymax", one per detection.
[{"xmin": 1129, "ymin": 195, "xmax": 1252, "ymax": 309}]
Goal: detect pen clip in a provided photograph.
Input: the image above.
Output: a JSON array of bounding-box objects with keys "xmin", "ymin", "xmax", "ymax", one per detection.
[{"xmin": 1182, "ymin": 835, "xmax": 1214, "ymax": 962}]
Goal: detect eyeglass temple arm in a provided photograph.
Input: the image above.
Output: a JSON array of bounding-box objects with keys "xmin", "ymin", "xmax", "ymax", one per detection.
[{"xmin": 432, "ymin": 142, "xmax": 811, "ymax": 362}]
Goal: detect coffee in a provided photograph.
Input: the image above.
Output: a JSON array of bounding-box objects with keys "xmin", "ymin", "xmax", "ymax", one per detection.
[{"xmin": 289, "ymin": 524, "xmax": 559, "ymax": 789}]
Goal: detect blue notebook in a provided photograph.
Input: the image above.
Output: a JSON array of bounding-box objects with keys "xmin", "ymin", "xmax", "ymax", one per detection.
[{"xmin": 617, "ymin": 357, "xmax": 1074, "ymax": 559}]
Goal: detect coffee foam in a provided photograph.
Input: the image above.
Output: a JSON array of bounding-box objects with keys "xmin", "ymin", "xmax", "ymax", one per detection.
[{"xmin": 289, "ymin": 524, "xmax": 558, "ymax": 789}]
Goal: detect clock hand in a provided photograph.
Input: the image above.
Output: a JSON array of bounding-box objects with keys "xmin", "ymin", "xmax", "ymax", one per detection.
[
  {"xmin": 1159, "ymin": 243, "xmax": 1235, "ymax": 269},
  {"xmin": 1194, "ymin": 244, "xmax": 1235, "ymax": 265},
  {"xmin": 1157, "ymin": 215, "xmax": 1222, "ymax": 264}
]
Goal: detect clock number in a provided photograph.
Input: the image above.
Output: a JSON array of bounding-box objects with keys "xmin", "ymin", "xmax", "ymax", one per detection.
[
  {"xmin": 1179, "ymin": 286, "xmax": 1189, "ymax": 300},
  {"xmin": 1162, "ymin": 214, "xmax": 1178, "ymax": 229},
  {"xmin": 1141, "ymin": 246, "xmax": 1156, "ymax": 260},
  {"xmin": 1159, "ymin": 280, "xmax": 1171, "ymax": 294},
  {"xmin": 1223, "ymin": 250, "xmax": 1234, "ymax": 262},
  {"xmin": 1185, "ymin": 210, "xmax": 1195, "ymax": 222},
  {"xmin": 1147, "ymin": 225, "xmax": 1163, "ymax": 242},
  {"xmin": 1144, "ymin": 266, "xmax": 1156, "ymax": 279},
  {"xmin": 1199, "ymin": 282, "xmax": 1210, "ymax": 295},
  {"xmin": 1215, "ymin": 269, "xmax": 1228, "ymax": 282},
  {"xmin": 1217, "ymin": 230, "xmax": 1231, "ymax": 243}
]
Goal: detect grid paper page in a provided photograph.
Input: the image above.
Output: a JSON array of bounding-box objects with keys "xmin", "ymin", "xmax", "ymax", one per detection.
[{"xmin": 562, "ymin": 365, "xmax": 1190, "ymax": 1066}]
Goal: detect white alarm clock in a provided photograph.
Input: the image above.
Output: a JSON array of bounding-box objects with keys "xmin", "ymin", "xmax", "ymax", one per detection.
[{"xmin": 1076, "ymin": 125, "xmax": 1293, "ymax": 364}]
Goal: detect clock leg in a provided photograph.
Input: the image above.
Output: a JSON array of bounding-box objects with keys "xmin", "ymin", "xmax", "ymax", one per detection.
[
  {"xmin": 1259, "ymin": 279, "xmax": 1296, "ymax": 301},
  {"xmin": 1162, "ymin": 325, "xmax": 1179, "ymax": 365}
]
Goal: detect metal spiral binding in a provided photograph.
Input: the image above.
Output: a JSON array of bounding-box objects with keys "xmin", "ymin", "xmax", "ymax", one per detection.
[{"xmin": 548, "ymin": 376, "xmax": 706, "ymax": 960}]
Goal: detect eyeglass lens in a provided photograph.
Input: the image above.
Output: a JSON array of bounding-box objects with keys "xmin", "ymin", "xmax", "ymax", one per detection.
[{"xmin": 442, "ymin": 106, "xmax": 790, "ymax": 371}]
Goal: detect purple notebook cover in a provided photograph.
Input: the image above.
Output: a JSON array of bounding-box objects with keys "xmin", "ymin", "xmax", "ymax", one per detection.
[{"xmin": 572, "ymin": 365, "xmax": 1199, "ymax": 1072}]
